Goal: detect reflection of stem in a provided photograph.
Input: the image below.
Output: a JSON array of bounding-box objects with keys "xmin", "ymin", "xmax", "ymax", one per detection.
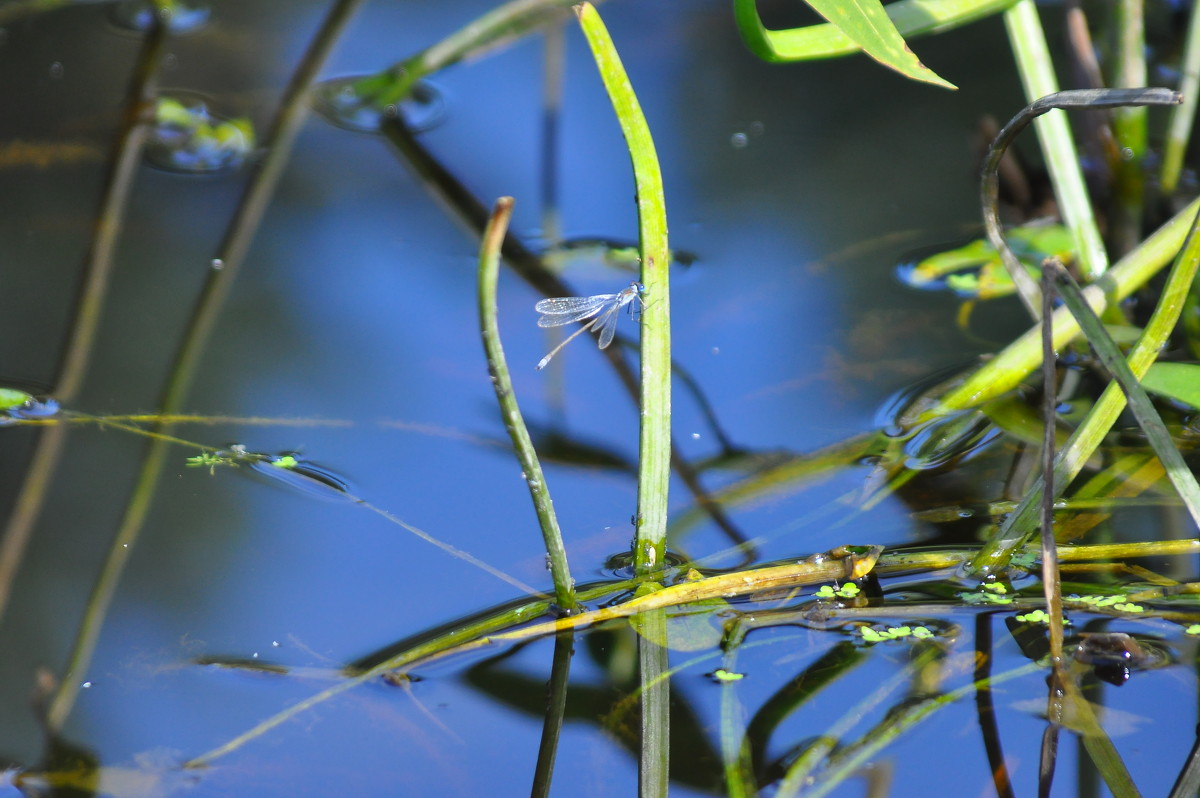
[
  {"xmin": 530, "ymin": 631, "xmax": 574, "ymax": 797},
  {"xmin": 44, "ymin": 0, "xmax": 368, "ymax": 733},
  {"xmin": 0, "ymin": 20, "xmax": 168, "ymax": 628},
  {"xmin": 973, "ymin": 614, "xmax": 1016, "ymax": 798}
]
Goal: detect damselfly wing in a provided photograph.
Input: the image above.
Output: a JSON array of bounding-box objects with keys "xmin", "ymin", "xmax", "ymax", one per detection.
[{"xmin": 534, "ymin": 282, "xmax": 643, "ymax": 370}]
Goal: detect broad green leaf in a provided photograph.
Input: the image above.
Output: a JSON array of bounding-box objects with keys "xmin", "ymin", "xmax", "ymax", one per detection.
[
  {"xmin": 735, "ymin": 0, "xmax": 1017, "ymax": 86},
  {"xmin": 803, "ymin": 0, "xmax": 955, "ymax": 87},
  {"xmin": 1142, "ymin": 362, "xmax": 1200, "ymax": 410}
]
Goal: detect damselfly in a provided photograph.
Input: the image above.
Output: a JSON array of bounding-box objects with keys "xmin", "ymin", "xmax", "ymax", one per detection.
[{"xmin": 534, "ymin": 282, "xmax": 644, "ymax": 370}]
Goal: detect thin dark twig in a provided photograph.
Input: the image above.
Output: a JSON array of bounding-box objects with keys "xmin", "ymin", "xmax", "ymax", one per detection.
[
  {"xmin": 530, "ymin": 631, "xmax": 574, "ymax": 797},
  {"xmin": 1039, "ymin": 260, "xmax": 1066, "ymax": 798},
  {"xmin": 1039, "ymin": 261, "xmax": 1065, "ymax": 668},
  {"xmin": 981, "ymin": 88, "xmax": 1181, "ymax": 319},
  {"xmin": 973, "ymin": 614, "xmax": 1015, "ymax": 798}
]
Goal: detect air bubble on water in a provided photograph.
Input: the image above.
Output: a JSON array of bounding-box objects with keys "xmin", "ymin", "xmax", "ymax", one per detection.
[
  {"xmin": 312, "ymin": 75, "xmax": 446, "ymax": 133},
  {"xmin": 48, "ymin": 62, "xmax": 63, "ymax": 79},
  {"xmin": 210, "ymin": 258, "xmax": 224, "ymax": 270},
  {"xmin": 81, "ymin": 681, "xmax": 92, "ymax": 689},
  {"xmin": 730, "ymin": 132, "xmax": 749, "ymax": 149},
  {"xmin": 691, "ymin": 432, "xmax": 701, "ymax": 440}
]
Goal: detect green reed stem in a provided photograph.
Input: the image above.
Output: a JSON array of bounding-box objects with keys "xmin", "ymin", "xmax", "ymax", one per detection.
[
  {"xmin": 1110, "ymin": 0, "xmax": 1148, "ymax": 255},
  {"xmin": 575, "ymin": 2, "xmax": 671, "ymax": 575},
  {"xmin": 1004, "ymin": 0, "xmax": 1108, "ymax": 279},
  {"xmin": 478, "ymin": 197, "xmax": 576, "ymax": 610},
  {"xmin": 1161, "ymin": 0, "xmax": 1200, "ymax": 194},
  {"xmin": 574, "ymin": 10, "xmax": 671, "ymax": 793}
]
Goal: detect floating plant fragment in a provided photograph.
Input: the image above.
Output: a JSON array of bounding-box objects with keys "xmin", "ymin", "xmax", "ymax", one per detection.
[
  {"xmin": 708, "ymin": 668, "xmax": 745, "ymax": 683},
  {"xmin": 312, "ymin": 74, "xmax": 445, "ymax": 133},
  {"xmin": 0, "ymin": 387, "xmax": 59, "ymax": 423},
  {"xmin": 859, "ymin": 624, "xmax": 935, "ymax": 643},
  {"xmin": 145, "ymin": 96, "xmax": 255, "ymax": 174},
  {"xmin": 110, "ymin": 0, "xmax": 210, "ymax": 33},
  {"xmin": 898, "ymin": 222, "xmax": 1073, "ymax": 299},
  {"xmin": 187, "ymin": 445, "xmax": 354, "ymax": 501}
]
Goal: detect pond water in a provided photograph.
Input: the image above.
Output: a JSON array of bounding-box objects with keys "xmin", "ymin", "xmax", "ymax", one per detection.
[{"xmin": 0, "ymin": 1, "xmax": 1196, "ymax": 796}]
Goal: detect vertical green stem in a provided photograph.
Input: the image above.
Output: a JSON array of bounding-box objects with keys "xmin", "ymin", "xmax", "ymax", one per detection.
[
  {"xmin": 477, "ymin": 197, "xmax": 576, "ymax": 610},
  {"xmin": 1004, "ymin": 0, "xmax": 1108, "ymax": 278},
  {"xmin": 574, "ymin": 2, "xmax": 671, "ymax": 576},
  {"xmin": 1111, "ymin": 0, "xmax": 1147, "ymax": 255},
  {"xmin": 1161, "ymin": 0, "xmax": 1200, "ymax": 194}
]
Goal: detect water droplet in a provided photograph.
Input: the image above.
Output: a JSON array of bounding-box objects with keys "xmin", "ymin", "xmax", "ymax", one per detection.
[
  {"xmin": 110, "ymin": 0, "xmax": 211, "ymax": 34},
  {"xmin": 271, "ymin": 641, "xmax": 280, "ymax": 647},
  {"xmin": 162, "ymin": 53, "xmax": 178, "ymax": 71},
  {"xmin": 81, "ymin": 681, "xmax": 92, "ymax": 689},
  {"xmin": 691, "ymin": 432, "xmax": 700, "ymax": 440},
  {"xmin": 1121, "ymin": 147, "xmax": 1135, "ymax": 161},
  {"xmin": 209, "ymin": 258, "xmax": 224, "ymax": 270},
  {"xmin": 48, "ymin": 62, "xmax": 63, "ymax": 79},
  {"xmin": 145, "ymin": 95, "xmax": 255, "ymax": 174},
  {"xmin": 312, "ymin": 75, "xmax": 446, "ymax": 133},
  {"xmin": 730, "ymin": 132, "xmax": 749, "ymax": 149}
]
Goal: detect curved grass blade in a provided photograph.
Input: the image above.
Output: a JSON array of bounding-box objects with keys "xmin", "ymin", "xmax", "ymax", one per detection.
[
  {"xmin": 479, "ymin": 197, "xmax": 576, "ymax": 610},
  {"xmin": 736, "ymin": 0, "xmax": 1017, "ymax": 86},
  {"xmin": 1048, "ymin": 260, "xmax": 1200, "ymax": 531},
  {"xmin": 801, "ymin": 0, "xmax": 955, "ymax": 88},
  {"xmin": 735, "ymin": 0, "xmax": 1015, "ymax": 62}
]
